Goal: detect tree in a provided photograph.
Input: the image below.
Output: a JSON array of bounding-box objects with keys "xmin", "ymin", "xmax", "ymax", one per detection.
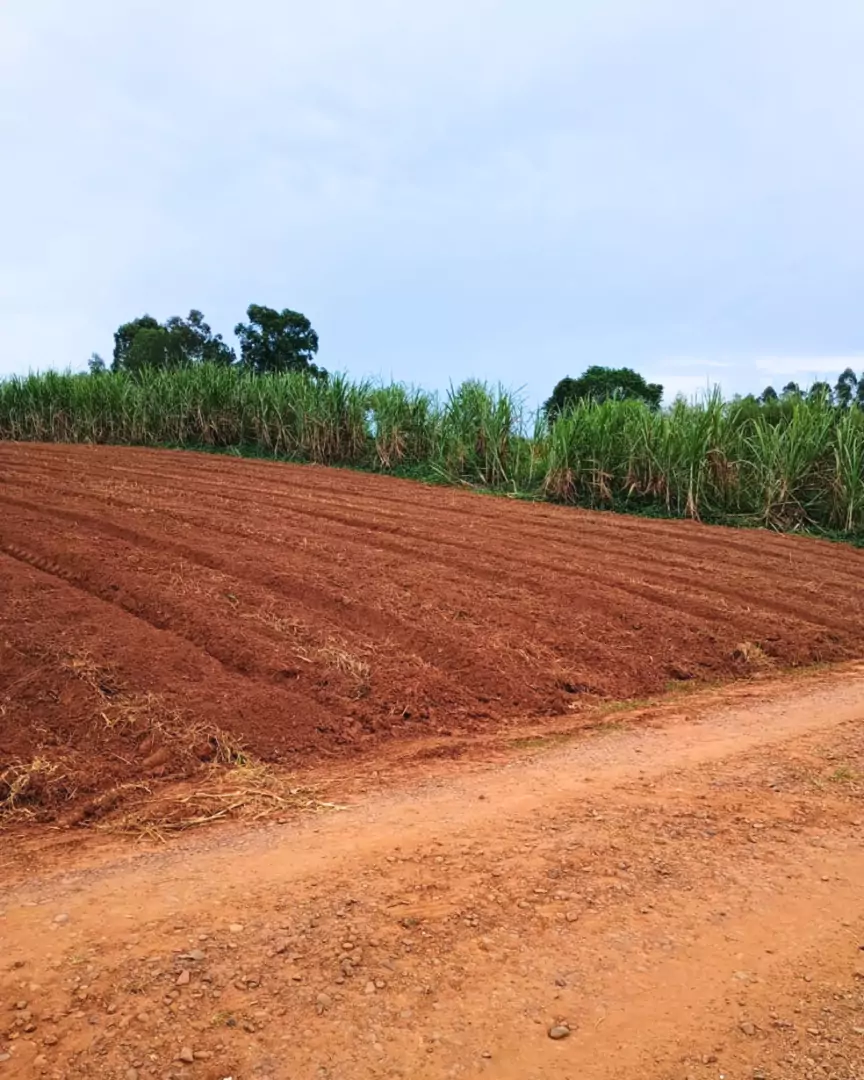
[
  {"xmin": 111, "ymin": 310, "xmax": 235, "ymax": 373},
  {"xmin": 835, "ymin": 368, "xmax": 859, "ymax": 408},
  {"xmin": 112, "ymin": 315, "xmax": 163, "ymax": 372},
  {"xmin": 234, "ymin": 305, "xmax": 325, "ymax": 377},
  {"xmin": 544, "ymin": 366, "xmax": 663, "ymax": 419},
  {"xmin": 88, "ymin": 352, "xmax": 107, "ymax": 375},
  {"xmin": 808, "ymin": 381, "xmax": 834, "ymax": 405},
  {"xmin": 782, "ymin": 381, "xmax": 801, "ymax": 398},
  {"xmin": 759, "ymin": 386, "xmax": 778, "ymax": 403},
  {"xmin": 163, "ymin": 310, "xmax": 235, "ymax": 367}
]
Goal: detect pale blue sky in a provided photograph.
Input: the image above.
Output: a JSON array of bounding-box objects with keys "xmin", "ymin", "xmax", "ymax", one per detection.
[{"xmin": 1, "ymin": 0, "xmax": 863, "ymax": 405}]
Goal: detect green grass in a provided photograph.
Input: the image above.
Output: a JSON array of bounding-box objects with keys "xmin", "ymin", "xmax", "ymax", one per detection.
[{"xmin": 2, "ymin": 366, "xmax": 864, "ymax": 542}]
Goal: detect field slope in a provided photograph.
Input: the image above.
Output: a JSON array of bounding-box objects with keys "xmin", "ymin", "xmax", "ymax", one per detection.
[{"xmin": 2, "ymin": 442, "xmax": 864, "ymax": 812}]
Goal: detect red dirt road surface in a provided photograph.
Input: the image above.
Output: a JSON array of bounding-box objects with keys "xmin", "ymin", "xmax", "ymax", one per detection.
[
  {"xmin": 2, "ymin": 668, "xmax": 864, "ymax": 1079},
  {"xmin": 2, "ymin": 442, "xmax": 864, "ymax": 818}
]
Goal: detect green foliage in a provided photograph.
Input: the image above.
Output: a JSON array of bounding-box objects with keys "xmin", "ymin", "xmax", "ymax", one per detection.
[
  {"xmin": 544, "ymin": 367, "xmax": 663, "ymax": 419},
  {"xmin": 808, "ymin": 381, "xmax": 834, "ymax": 405},
  {"xmin": 234, "ymin": 305, "xmax": 324, "ymax": 378},
  {"xmin": 112, "ymin": 310, "xmax": 235, "ymax": 373},
  {"xmin": 2, "ymin": 369, "xmax": 864, "ymax": 541},
  {"xmin": 836, "ymin": 368, "xmax": 859, "ymax": 409}
]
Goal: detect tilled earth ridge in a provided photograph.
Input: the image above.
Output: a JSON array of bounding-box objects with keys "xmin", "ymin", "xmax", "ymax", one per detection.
[{"xmin": 2, "ymin": 442, "xmax": 864, "ymax": 818}]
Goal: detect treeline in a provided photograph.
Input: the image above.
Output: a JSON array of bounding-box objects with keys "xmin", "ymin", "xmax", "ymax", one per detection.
[
  {"xmin": 90, "ymin": 305, "xmax": 324, "ymax": 378},
  {"xmin": 756, "ymin": 371, "xmax": 864, "ymax": 410},
  {"xmin": 2, "ymin": 367, "xmax": 863, "ymax": 539}
]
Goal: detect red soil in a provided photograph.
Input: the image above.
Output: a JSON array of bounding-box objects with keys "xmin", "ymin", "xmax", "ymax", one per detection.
[{"xmin": 2, "ymin": 442, "xmax": 863, "ymax": 813}]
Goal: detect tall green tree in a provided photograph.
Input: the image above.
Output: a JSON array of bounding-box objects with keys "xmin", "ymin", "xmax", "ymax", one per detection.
[
  {"xmin": 111, "ymin": 310, "xmax": 235, "ymax": 373},
  {"xmin": 163, "ymin": 310, "xmax": 236, "ymax": 367},
  {"xmin": 835, "ymin": 367, "xmax": 859, "ymax": 408},
  {"xmin": 808, "ymin": 381, "xmax": 834, "ymax": 404},
  {"xmin": 234, "ymin": 305, "xmax": 325, "ymax": 377},
  {"xmin": 544, "ymin": 366, "xmax": 663, "ymax": 419}
]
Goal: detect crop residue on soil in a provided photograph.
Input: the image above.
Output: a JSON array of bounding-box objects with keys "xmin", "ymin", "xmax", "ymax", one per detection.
[{"xmin": 1, "ymin": 442, "xmax": 863, "ymax": 817}]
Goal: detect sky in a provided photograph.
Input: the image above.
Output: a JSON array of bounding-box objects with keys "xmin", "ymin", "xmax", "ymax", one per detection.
[{"xmin": 1, "ymin": 0, "xmax": 863, "ymax": 407}]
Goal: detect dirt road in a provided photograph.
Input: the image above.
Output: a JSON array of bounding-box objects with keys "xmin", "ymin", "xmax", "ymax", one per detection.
[{"xmin": 3, "ymin": 668, "xmax": 864, "ymax": 1079}]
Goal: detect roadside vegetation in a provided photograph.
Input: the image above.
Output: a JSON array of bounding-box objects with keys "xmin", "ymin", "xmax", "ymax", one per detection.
[{"xmin": 2, "ymin": 304, "xmax": 864, "ymax": 540}]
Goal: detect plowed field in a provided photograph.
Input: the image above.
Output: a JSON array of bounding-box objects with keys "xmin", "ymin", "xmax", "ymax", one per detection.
[{"xmin": 2, "ymin": 442, "xmax": 864, "ymax": 816}]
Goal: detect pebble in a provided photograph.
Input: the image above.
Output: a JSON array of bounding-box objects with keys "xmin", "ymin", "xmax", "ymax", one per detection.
[
  {"xmin": 176, "ymin": 971, "xmax": 191, "ymax": 986},
  {"xmin": 229, "ymin": 925, "xmax": 244, "ymax": 934},
  {"xmin": 126, "ymin": 1071, "xmax": 140, "ymax": 1080},
  {"xmin": 178, "ymin": 1047, "xmax": 195, "ymax": 1064},
  {"xmin": 53, "ymin": 914, "xmax": 69, "ymax": 925},
  {"xmin": 548, "ymin": 1024, "xmax": 571, "ymax": 1040},
  {"xmin": 740, "ymin": 1022, "xmax": 757, "ymax": 1037},
  {"xmin": 179, "ymin": 950, "xmax": 206, "ymax": 962}
]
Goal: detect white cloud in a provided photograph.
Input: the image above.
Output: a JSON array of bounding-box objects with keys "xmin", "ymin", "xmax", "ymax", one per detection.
[
  {"xmin": 753, "ymin": 356, "xmax": 864, "ymax": 376},
  {"xmin": 662, "ymin": 357, "xmax": 732, "ymax": 370}
]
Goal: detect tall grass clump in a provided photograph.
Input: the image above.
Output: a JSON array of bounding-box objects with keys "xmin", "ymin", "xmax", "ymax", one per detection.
[
  {"xmin": 1, "ymin": 367, "xmax": 863, "ymax": 540},
  {"xmin": 534, "ymin": 391, "xmax": 864, "ymax": 537},
  {"xmin": 434, "ymin": 381, "xmax": 521, "ymax": 488},
  {"xmin": 368, "ymin": 384, "xmax": 439, "ymax": 468}
]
